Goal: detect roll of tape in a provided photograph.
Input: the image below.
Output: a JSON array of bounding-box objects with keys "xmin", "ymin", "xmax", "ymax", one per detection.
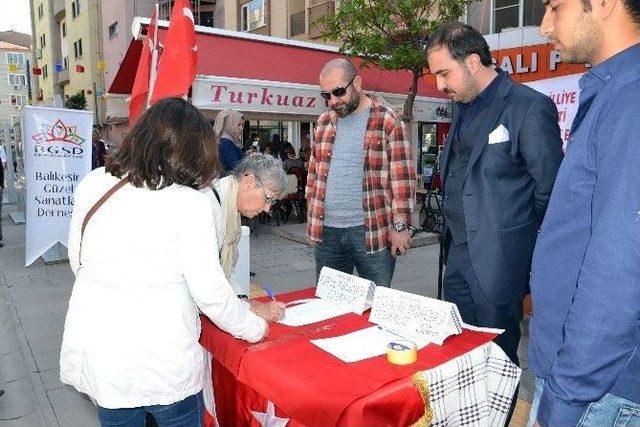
[{"xmin": 387, "ymin": 340, "xmax": 418, "ymax": 365}]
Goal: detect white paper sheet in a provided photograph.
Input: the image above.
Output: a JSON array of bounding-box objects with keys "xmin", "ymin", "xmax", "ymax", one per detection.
[
  {"xmin": 315, "ymin": 267, "xmax": 376, "ymax": 315},
  {"xmin": 277, "ymin": 299, "xmax": 352, "ymax": 327},
  {"xmin": 310, "ymin": 326, "xmax": 429, "ymax": 363}
]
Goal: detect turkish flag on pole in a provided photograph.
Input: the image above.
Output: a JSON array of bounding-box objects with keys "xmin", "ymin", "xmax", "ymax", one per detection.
[
  {"xmin": 128, "ymin": 37, "xmax": 151, "ymax": 125},
  {"xmin": 150, "ymin": 0, "xmax": 197, "ymax": 104},
  {"xmin": 129, "ymin": 5, "xmax": 159, "ymax": 125}
]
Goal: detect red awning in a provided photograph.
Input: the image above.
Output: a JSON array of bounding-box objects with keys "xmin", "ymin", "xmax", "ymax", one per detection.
[{"xmin": 109, "ymin": 24, "xmax": 446, "ymax": 100}]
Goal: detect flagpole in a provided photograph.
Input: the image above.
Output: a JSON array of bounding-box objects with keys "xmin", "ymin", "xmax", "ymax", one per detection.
[{"xmin": 147, "ymin": 3, "xmax": 159, "ymax": 108}]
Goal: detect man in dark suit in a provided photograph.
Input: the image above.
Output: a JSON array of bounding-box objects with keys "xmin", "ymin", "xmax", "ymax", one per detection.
[{"xmin": 426, "ymin": 22, "xmax": 563, "ymax": 365}]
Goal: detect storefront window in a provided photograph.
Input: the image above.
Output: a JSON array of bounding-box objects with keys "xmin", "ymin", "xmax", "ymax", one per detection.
[{"xmin": 418, "ymin": 123, "xmax": 438, "ymax": 175}]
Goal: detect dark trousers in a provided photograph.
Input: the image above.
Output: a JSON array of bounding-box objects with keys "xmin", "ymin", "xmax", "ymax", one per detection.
[
  {"xmin": 314, "ymin": 225, "xmax": 396, "ymax": 287},
  {"xmin": 443, "ymin": 240, "xmax": 523, "ymax": 366}
]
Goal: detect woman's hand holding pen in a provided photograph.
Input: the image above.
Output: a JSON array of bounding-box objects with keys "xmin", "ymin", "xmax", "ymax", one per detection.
[{"xmin": 249, "ymin": 300, "xmax": 286, "ymax": 322}]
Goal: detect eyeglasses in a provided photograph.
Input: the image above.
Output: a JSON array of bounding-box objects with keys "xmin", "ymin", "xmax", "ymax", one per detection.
[
  {"xmin": 262, "ymin": 187, "xmax": 277, "ymax": 207},
  {"xmin": 320, "ymin": 76, "xmax": 356, "ymax": 101}
]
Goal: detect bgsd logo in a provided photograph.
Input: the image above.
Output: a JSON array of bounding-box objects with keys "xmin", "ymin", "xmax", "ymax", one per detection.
[{"xmin": 32, "ymin": 118, "xmax": 85, "ymax": 157}]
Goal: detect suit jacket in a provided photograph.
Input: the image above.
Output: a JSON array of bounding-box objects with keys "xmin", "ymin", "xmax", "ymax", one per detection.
[{"xmin": 440, "ymin": 74, "xmax": 563, "ymax": 304}]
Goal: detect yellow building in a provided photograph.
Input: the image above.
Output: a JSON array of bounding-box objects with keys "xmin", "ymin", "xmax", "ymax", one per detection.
[{"xmin": 31, "ymin": 0, "xmax": 105, "ymax": 124}]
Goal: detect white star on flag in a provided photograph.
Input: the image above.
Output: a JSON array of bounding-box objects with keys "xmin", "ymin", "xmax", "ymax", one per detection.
[{"xmin": 251, "ymin": 401, "xmax": 290, "ymax": 427}]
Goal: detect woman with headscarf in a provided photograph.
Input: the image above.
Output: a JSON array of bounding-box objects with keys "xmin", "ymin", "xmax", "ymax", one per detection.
[{"xmin": 214, "ymin": 109, "xmax": 245, "ymax": 173}]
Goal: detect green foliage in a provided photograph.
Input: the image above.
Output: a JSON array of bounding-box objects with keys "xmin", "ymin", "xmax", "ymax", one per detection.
[
  {"xmin": 64, "ymin": 91, "xmax": 87, "ymax": 110},
  {"xmin": 317, "ymin": 0, "xmax": 473, "ymax": 120}
]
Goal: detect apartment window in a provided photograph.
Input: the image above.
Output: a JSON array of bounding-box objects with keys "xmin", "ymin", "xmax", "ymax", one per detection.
[
  {"xmin": 241, "ymin": 0, "xmax": 266, "ymax": 32},
  {"xmin": 71, "ymin": 0, "xmax": 81, "ymax": 18},
  {"xmin": 73, "ymin": 39, "xmax": 83, "ymax": 58},
  {"xmin": 6, "ymin": 52, "xmax": 26, "ymax": 65},
  {"xmin": 63, "ymin": 56, "xmax": 69, "ymax": 69},
  {"xmin": 8, "ymin": 74, "xmax": 27, "ymax": 87},
  {"xmin": 468, "ymin": 0, "xmax": 544, "ymax": 34},
  {"xmin": 43, "ymin": 64, "xmax": 48, "ymax": 79},
  {"xmin": 38, "ymin": 3, "xmax": 43, "ymax": 19},
  {"xmin": 40, "ymin": 34, "xmax": 46, "ymax": 48},
  {"xmin": 10, "ymin": 95, "xmax": 27, "ymax": 106},
  {"xmin": 200, "ymin": 11, "xmax": 214, "ymax": 27},
  {"xmin": 108, "ymin": 21, "xmax": 118, "ymax": 38},
  {"xmin": 62, "ymin": 22, "xmax": 67, "ymax": 38}
]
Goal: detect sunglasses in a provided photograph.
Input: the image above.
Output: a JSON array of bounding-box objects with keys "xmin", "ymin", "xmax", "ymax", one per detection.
[{"xmin": 320, "ymin": 76, "xmax": 356, "ymax": 101}]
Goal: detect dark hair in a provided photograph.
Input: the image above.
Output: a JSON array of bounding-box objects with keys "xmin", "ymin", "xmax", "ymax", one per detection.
[
  {"xmin": 622, "ymin": 0, "xmax": 640, "ymax": 25},
  {"xmin": 106, "ymin": 97, "xmax": 220, "ymax": 190},
  {"xmin": 427, "ymin": 22, "xmax": 493, "ymax": 67}
]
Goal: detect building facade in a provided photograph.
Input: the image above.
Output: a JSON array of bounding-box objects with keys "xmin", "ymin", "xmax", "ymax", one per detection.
[
  {"xmin": 30, "ymin": 0, "xmax": 106, "ymax": 124},
  {"xmin": 0, "ymin": 40, "xmax": 32, "ymax": 130}
]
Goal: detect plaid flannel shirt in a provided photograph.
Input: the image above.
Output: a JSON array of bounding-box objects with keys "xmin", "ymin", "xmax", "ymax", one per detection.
[{"xmin": 305, "ymin": 96, "xmax": 416, "ymax": 254}]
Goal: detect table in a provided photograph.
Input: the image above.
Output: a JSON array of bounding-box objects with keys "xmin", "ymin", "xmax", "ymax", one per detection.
[{"xmin": 199, "ymin": 288, "xmax": 514, "ymax": 426}]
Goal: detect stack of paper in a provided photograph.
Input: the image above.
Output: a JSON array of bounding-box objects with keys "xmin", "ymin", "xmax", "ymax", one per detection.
[{"xmin": 276, "ymin": 267, "xmax": 376, "ymax": 327}]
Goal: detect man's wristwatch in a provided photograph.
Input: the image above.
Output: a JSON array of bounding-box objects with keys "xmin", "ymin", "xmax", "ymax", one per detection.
[{"xmin": 393, "ymin": 221, "xmax": 414, "ymax": 233}]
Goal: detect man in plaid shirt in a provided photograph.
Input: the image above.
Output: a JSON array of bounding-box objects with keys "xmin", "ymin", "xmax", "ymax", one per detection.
[{"xmin": 306, "ymin": 58, "xmax": 416, "ymax": 286}]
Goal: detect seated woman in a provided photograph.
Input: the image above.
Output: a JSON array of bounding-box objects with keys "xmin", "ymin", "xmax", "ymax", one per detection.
[
  {"xmin": 281, "ymin": 145, "xmax": 305, "ymax": 172},
  {"xmin": 207, "ymin": 153, "xmax": 288, "ymax": 318},
  {"xmin": 60, "ymin": 98, "xmax": 282, "ymax": 427}
]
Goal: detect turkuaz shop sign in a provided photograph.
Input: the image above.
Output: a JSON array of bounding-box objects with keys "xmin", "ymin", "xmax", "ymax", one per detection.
[{"xmin": 192, "ymin": 75, "xmax": 327, "ymax": 116}]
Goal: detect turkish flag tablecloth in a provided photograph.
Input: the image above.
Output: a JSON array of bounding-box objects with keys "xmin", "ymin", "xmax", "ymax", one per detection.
[{"xmin": 199, "ymin": 288, "xmax": 501, "ymax": 426}]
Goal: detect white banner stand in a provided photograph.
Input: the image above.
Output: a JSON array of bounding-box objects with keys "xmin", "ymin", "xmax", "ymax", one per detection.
[{"xmin": 22, "ymin": 106, "xmax": 92, "ymax": 266}]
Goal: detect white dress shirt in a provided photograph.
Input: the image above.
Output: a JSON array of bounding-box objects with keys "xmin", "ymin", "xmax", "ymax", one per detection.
[{"xmin": 60, "ymin": 168, "xmax": 266, "ymax": 409}]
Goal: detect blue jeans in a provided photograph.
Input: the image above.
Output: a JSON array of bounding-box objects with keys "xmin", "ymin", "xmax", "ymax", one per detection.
[
  {"xmin": 97, "ymin": 391, "xmax": 204, "ymax": 427},
  {"xmin": 314, "ymin": 225, "xmax": 396, "ymax": 287},
  {"xmin": 528, "ymin": 377, "xmax": 640, "ymax": 427}
]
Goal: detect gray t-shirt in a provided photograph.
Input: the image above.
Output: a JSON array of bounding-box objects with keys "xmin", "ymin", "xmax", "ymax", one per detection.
[{"xmin": 324, "ymin": 109, "xmax": 369, "ymax": 228}]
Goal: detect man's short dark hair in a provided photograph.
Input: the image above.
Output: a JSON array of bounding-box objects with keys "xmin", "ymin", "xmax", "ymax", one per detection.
[
  {"xmin": 427, "ymin": 22, "xmax": 493, "ymax": 67},
  {"xmin": 106, "ymin": 97, "xmax": 220, "ymax": 190},
  {"xmin": 622, "ymin": 0, "xmax": 640, "ymax": 25}
]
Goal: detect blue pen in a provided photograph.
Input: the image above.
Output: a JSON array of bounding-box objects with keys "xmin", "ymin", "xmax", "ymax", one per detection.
[{"xmin": 262, "ymin": 284, "xmax": 276, "ymax": 301}]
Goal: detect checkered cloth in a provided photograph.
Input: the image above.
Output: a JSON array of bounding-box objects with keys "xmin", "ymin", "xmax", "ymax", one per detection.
[{"xmin": 413, "ymin": 342, "xmax": 521, "ymax": 426}]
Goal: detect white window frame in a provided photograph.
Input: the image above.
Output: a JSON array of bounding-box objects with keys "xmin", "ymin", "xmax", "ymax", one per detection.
[
  {"xmin": 7, "ymin": 74, "xmax": 27, "ymax": 87},
  {"xmin": 72, "ymin": 0, "xmax": 81, "ymax": 19},
  {"xmin": 489, "ymin": 0, "xmax": 523, "ymax": 33},
  {"xmin": 10, "ymin": 95, "xmax": 27, "ymax": 106},
  {"xmin": 6, "ymin": 52, "xmax": 26, "ymax": 65},
  {"xmin": 241, "ymin": 0, "xmax": 266, "ymax": 32},
  {"xmin": 74, "ymin": 39, "xmax": 83, "ymax": 58}
]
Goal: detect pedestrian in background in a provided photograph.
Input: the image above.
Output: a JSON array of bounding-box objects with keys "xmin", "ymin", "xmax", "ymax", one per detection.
[
  {"xmin": 214, "ymin": 109, "xmax": 245, "ymax": 173},
  {"xmin": 91, "ymin": 128, "xmax": 107, "ymax": 170},
  {"xmin": 527, "ymin": 0, "xmax": 640, "ymax": 424},
  {"xmin": 60, "ymin": 98, "xmax": 280, "ymax": 427}
]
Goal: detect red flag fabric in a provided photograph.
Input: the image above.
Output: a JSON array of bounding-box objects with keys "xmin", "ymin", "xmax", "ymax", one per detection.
[
  {"xmin": 150, "ymin": 0, "xmax": 197, "ymax": 103},
  {"xmin": 129, "ymin": 37, "xmax": 151, "ymax": 125}
]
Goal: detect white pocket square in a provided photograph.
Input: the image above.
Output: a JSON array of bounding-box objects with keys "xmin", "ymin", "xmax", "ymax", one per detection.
[{"xmin": 488, "ymin": 124, "xmax": 509, "ymax": 144}]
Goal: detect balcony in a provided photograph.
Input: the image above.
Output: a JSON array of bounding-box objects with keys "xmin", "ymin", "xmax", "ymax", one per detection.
[
  {"xmin": 308, "ymin": 1, "xmax": 334, "ymax": 39},
  {"xmin": 54, "ymin": 0, "xmax": 66, "ymax": 20}
]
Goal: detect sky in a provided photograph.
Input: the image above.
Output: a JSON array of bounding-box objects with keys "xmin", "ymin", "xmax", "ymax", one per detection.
[{"xmin": 2, "ymin": 0, "xmax": 33, "ymax": 35}]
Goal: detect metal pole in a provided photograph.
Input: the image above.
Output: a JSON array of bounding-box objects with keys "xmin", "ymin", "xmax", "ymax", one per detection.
[
  {"xmin": 26, "ymin": 59, "xmax": 33, "ymax": 102},
  {"xmin": 93, "ymin": 82, "xmax": 99, "ymax": 126}
]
